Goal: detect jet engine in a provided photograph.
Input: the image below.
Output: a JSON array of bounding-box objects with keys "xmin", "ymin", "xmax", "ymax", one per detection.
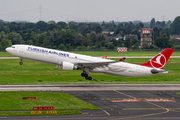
[{"xmin": 57, "ymin": 62, "xmax": 77, "ymax": 70}]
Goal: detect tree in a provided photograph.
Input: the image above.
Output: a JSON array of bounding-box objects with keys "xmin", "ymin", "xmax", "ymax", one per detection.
[
  {"xmin": 150, "ymin": 18, "xmax": 155, "ymax": 28},
  {"xmin": 155, "ymin": 34, "xmax": 169, "ymax": 48},
  {"xmin": 26, "ymin": 40, "xmax": 33, "ymax": 45},
  {"xmin": 89, "ymin": 32, "xmax": 96, "ymax": 45},
  {"xmin": 22, "ymin": 23, "xmax": 36, "ymax": 30},
  {"xmin": 136, "ymin": 22, "xmax": 144, "ymax": 29},
  {"xmin": 38, "ymin": 33, "xmax": 47, "ymax": 45},
  {"xmin": 124, "ymin": 38, "xmax": 131, "ymax": 48},
  {"xmin": 95, "ymin": 25, "xmax": 102, "ymax": 34},
  {"xmin": 58, "ymin": 44, "xmax": 66, "ymax": 50},
  {"xmin": 84, "ymin": 34, "xmax": 91, "ymax": 46},
  {"xmin": 156, "ymin": 21, "xmax": 165, "ymax": 28},
  {"xmin": 7, "ymin": 22, "xmax": 22, "ymax": 32},
  {"xmin": 47, "ymin": 21, "xmax": 56, "ymax": 24},
  {"xmin": 0, "ymin": 39, "xmax": 12, "ymax": 49},
  {"xmin": 57, "ymin": 21, "xmax": 67, "ymax": 28},
  {"xmin": 125, "ymin": 22, "xmax": 135, "ymax": 34},
  {"xmin": 107, "ymin": 44, "xmax": 115, "ymax": 49},
  {"xmin": 124, "ymin": 36, "xmax": 136, "ymax": 48},
  {"xmin": 31, "ymin": 31, "xmax": 38, "ymax": 45},
  {"xmin": 36, "ymin": 21, "xmax": 47, "ymax": 32},
  {"xmin": 43, "ymin": 39, "xmax": 50, "ymax": 47},
  {"xmin": 114, "ymin": 29, "xmax": 120, "ymax": 36},
  {"xmin": 7, "ymin": 32, "xmax": 22, "ymax": 44},
  {"xmin": 46, "ymin": 24, "xmax": 57, "ymax": 31},
  {"xmin": 96, "ymin": 33, "xmax": 106, "ymax": 41},
  {"xmin": 171, "ymin": 16, "xmax": 180, "ymax": 34},
  {"xmin": 110, "ymin": 39, "xmax": 118, "ymax": 46},
  {"xmin": 0, "ymin": 26, "xmax": 10, "ymax": 33}
]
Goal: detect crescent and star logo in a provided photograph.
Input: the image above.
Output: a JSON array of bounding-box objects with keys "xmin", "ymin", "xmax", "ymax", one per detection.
[{"xmin": 150, "ymin": 53, "xmax": 166, "ymax": 69}]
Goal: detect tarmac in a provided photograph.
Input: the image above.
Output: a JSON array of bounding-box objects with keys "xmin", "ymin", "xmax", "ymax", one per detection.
[{"xmin": 1, "ymin": 84, "xmax": 180, "ymax": 120}]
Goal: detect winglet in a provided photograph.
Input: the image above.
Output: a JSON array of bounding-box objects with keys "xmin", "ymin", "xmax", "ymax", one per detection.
[
  {"xmin": 102, "ymin": 55, "xmax": 107, "ymax": 59},
  {"xmin": 139, "ymin": 48, "xmax": 174, "ymax": 69},
  {"xmin": 119, "ymin": 57, "xmax": 126, "ymax": 61}
]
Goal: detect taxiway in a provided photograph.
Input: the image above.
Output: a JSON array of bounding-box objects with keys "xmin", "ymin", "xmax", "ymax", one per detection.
[{"xmin": 1, "ymin": 85, "xmax": 180, "ymax": 120}]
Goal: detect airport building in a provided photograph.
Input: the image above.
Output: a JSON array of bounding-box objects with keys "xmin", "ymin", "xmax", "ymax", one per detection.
[{"xmin": 140, "ymin": 28, "xmax": 152, "ymax": 48}]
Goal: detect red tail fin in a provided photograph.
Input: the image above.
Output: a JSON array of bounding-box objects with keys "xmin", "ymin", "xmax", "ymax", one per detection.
[{"xmin": 139, "ymin": 48, "xmax": 174, "ymax": 69}]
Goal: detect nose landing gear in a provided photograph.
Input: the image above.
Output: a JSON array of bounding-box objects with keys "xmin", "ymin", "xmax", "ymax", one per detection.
[{"xmin": 19, "ymin": 58, "xmax": 23, "ymax": 65}]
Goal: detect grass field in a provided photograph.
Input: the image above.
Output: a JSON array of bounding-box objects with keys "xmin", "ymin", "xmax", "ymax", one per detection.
[
  {"xmin": 0, "ymin": 91, "xmax": 100, "ymax": 116},
  {"xmin": 0, "ymin": 50, "xmax": 180, "ymax": 57},
  {"xmin": 0, "ymin": 58, "xmax": 180, "ymax": 84},
  {"xmin": 71, "ymin": 51, "xmax": 180, "ymax": 56}
]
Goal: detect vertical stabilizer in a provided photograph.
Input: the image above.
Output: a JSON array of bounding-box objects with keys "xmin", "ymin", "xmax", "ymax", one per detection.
[{"xmin": 139, "ymin": 48, "xmax": 174, "ymax": 69}]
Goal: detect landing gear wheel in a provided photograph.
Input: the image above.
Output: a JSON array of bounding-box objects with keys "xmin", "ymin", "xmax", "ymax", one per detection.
[
  {"xmin": 81, "ymin": 71, "xmax": 92, "ymax": 80},
  {"xmin": 19, "ymin": 62, "xmax": 23, "ymax": 65},
  {"xmin": 81, "ymin": 73, "xmax": 85, "ymax": 77},
  {"xmin": 81, "ymin": 72, "xmax": 88, "ymax": 77},
  {"xmin": 88, "ymin": 76, "xmax": 92, "ymax": 80},
  {"xmin": 85, "ymin": 76, "xmax": 92, "ymax": 80},
  {"xmin": 84, "ymin": 73, "xmax": 88, "ymax": 77},
  {"xmin": 85, "ymin": 76, "xmax": 88, "ymax": 80},
  {"xmin": 19, "ymin": 58, "xmax": 23, "ymax": 65}
]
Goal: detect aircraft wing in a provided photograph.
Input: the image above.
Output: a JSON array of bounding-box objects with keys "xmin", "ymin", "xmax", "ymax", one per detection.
[{"xmin": 75, "ymin": 61, "xmax": 120, "ymax": 68}]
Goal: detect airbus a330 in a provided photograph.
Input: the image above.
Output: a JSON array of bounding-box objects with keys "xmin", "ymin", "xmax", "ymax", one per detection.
[{"xmin": 6, "ymin": 45, "xmax": 174, "ymax": 80}]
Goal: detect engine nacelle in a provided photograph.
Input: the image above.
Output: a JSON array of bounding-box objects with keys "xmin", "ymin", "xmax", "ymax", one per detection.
[{"xmin": 57, "ymin": 62, "xmax": 77, "ymax": 71}]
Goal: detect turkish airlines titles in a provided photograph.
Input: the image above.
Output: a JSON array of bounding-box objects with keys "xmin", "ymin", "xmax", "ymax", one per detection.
[{"xmin": 27, "ymin": 47, "xmax": 70, "ymax": 57}]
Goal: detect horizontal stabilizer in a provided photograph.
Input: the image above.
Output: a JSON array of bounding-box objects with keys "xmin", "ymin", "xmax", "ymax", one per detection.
[{"xmin": 151, "ymin": 69, "xmax": 170, "ymax": 74}]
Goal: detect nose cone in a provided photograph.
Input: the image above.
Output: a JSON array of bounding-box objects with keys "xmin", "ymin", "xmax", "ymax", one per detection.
[{"xmin": 5, "ymin": 47, "xmax": 9, "ymax": 52}]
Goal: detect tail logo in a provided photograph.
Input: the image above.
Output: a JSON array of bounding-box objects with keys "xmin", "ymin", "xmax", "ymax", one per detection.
[{"xmin": 150, "ymin": 53, "xmax": 166, "ymax": 69}]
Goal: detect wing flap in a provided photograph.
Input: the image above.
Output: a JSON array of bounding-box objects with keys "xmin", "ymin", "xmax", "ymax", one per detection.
[{"xmin": 76, "ymin": 61, "xmax": 120, "ymax": 68}]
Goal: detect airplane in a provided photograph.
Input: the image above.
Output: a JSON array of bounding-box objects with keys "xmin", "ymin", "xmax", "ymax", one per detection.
[{"xmin": 6, "ymin": 44, "xmax": 174, "ymax": 80}]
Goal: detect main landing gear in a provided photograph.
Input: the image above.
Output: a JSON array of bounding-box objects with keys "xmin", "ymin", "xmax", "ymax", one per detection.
[
  {"xmin": 19, "ymin": 58, "xmax": 23, "ymax": 65},
  {"xmin": 81, "ymin": 72, "xmax": 92, "ymax": 80}
]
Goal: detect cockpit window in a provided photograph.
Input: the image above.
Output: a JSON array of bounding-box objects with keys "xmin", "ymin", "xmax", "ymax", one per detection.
[{"xmin": 11, "ymin": 46, "xmax": 15, "ymax": 48}]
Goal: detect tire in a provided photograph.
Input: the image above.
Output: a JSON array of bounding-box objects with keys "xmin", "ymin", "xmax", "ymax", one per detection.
[
  {"xmin": 81, "ymin": 73, "xmax": 85, "ymax": 77},
  {"xmin": 88, "ymin": 77, "xmax": 92, "ymax": 80},
  {"xmin": 85, "ymin": 76, "xmax": 89, "ymax": 80},
  {"xmin": 84, "ymin": 73, "xmax": 88, "ymax": 77},
  {"xmin": 19, "ymin": 62, "xmax": 23, "ymax": 65}
]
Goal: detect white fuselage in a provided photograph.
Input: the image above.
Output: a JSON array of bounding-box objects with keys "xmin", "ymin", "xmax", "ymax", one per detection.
[{"xmin": 6, "ymin": 45, "xmax": 155, "ymax": 77}]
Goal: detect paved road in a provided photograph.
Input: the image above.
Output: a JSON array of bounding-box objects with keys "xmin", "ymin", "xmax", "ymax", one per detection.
[{"xmin": 1, "ymin": 85, "xmax": 180, "ymax": 120}]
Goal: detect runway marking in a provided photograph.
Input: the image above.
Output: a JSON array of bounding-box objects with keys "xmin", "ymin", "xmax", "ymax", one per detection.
[
  {"xmin": 112, "ymin": 89, "xmax": 136, "ymax": 99},
  {"xmin": 124, "ymin": 108, "xmax": 171, "ymax": 110},
  {"xmin": 112, "ymin": 89, "xmax": 170, "ymax": 120},
  {"xmin": 144, "ymin": 99, "xmax": 176, "ymax": 102},
  {"xmin": 102, "ymin": 109, "xmax": 110, "ymax": 115},
  {"xmin": 101, "ymin": 98, "xmax": 174, "ymax": 100},
  {"xmin": 111, "ymin": 99, "xmax": 141, "ymax": 102},
  {"xmin": 110, "ymin": 108, "xmax": 169, "ymax": 120}
]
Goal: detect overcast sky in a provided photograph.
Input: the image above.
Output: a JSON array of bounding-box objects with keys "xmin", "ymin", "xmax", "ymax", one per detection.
[{"xmin": 0, "ymin": 0, "xmax": 179, "ymax": 23}]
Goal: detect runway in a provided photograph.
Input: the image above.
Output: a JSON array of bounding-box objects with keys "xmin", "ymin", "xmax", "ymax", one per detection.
[
  {"xmin": 1, "ymin": 84, "xmax": 180, "ymax": 91},
  {"xmin": 1, "ymin": 85, "xmax": 180, "ymax": 120}
]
